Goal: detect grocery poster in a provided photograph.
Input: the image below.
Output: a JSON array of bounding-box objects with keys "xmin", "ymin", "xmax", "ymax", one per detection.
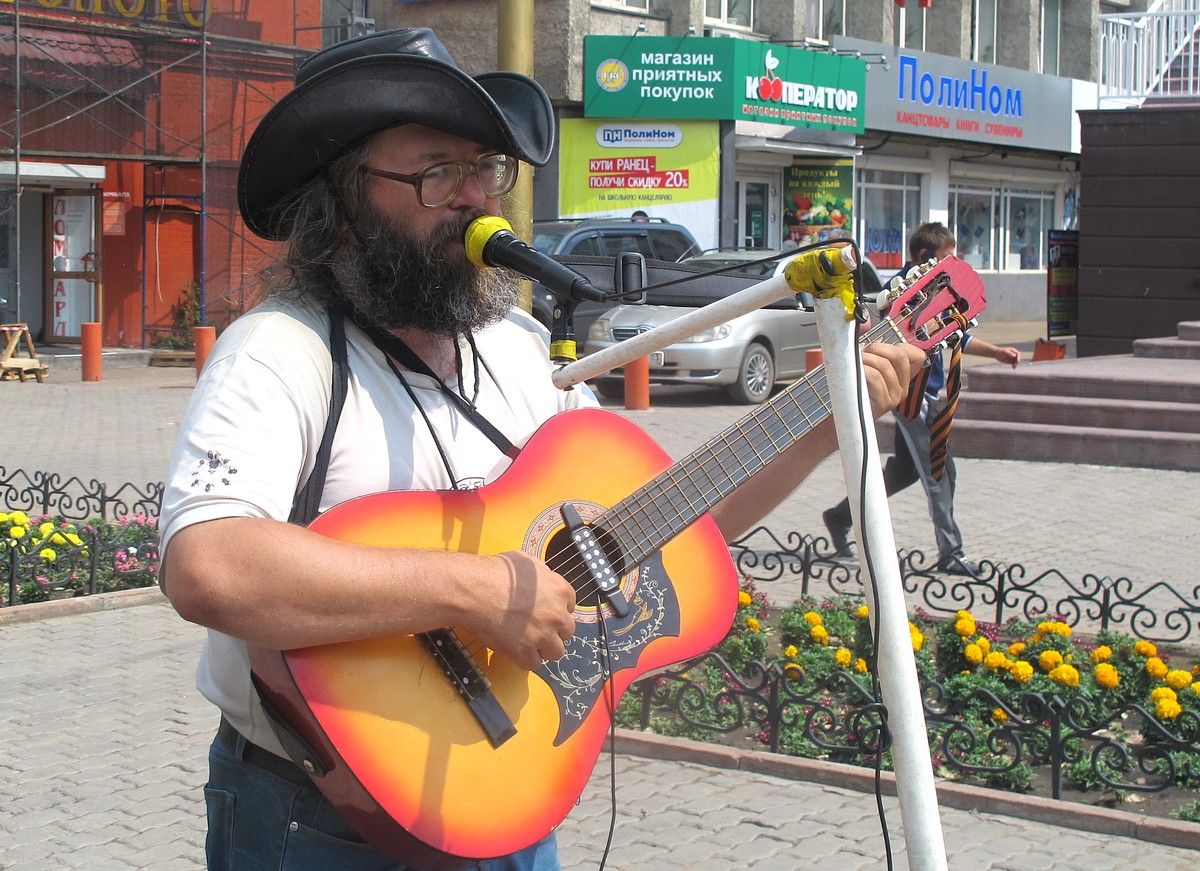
[
  {"xmin": 557, "ymin": 118, "xmax": 720, "ymax": 250},
  {"xmin": 783, "ymin": 158, "xmax": 854, "ymax": 248}
]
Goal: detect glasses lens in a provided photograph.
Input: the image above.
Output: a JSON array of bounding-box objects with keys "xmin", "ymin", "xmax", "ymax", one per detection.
[
  {"xmin": 475, "ymin": 154, "xmax": 517, "ymax": 197},
  {"xmin": 417, "ymin": 163, "xmax": 463, "ymax": 207}
]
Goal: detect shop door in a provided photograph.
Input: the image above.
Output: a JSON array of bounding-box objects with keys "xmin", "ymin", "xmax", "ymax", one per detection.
[
  {"xmin": 736, "ymin": 174, "xmax": 777, "ymax": 249},
  {"xmin": 45, "ymin": 190, "xmax": 102, "ymax": 342}
]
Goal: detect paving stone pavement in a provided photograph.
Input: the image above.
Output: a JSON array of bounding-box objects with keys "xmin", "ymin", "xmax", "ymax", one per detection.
[{"xmin": 3, "ymin": 602, "xmax": 1198, "ymax": 870}]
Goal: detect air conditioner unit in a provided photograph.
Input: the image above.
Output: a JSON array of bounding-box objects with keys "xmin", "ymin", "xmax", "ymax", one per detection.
[{"xmin": 335, "ymin": 16, "xmax": 376, "ymax": 44}]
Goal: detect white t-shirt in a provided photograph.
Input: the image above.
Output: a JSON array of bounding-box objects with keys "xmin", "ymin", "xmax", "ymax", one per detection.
[{"xmin": 159, "ymin": 295, "xmax": 597, "ymax": 754}]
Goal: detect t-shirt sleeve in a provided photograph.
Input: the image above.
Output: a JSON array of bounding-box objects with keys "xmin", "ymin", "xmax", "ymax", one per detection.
[{"xmin": 158, "ymin": 313, "xmax": 330, "ymax": 555}]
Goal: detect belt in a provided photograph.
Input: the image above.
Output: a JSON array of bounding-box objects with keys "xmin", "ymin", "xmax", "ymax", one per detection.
[{"xmin": 216, "ymin": 716, "xmax": 312, "ymax": 786}]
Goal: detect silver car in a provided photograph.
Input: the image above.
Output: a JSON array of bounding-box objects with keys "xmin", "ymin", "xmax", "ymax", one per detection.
[{"xmin": 583, "ymin": 249, "xmax": 884, "ymax": 404}]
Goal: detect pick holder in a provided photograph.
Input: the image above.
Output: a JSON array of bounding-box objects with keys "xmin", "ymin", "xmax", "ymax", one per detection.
[{"xmin": 808, "ymin": 256, "xmax": 948, "ymax": 871}]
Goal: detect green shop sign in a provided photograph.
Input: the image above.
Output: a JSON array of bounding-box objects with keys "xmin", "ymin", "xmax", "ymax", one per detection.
[{"xmin": 585, "ymin": 35, "xmax": 866, "ymax": 133}]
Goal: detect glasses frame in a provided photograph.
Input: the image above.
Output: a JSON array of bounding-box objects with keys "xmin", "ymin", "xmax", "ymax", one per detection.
[{"xmin": 362, "ymin": 152, "xmax": 518, "ymax": 208}]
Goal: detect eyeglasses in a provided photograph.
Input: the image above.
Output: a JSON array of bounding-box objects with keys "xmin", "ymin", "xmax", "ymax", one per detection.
[{"xmin": 362, "ymin": 152, "xmax": 518, "ymax": 208}]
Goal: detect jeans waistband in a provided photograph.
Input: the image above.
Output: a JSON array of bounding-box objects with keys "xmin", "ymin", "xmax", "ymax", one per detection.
[{"xmin": 216, "ymin": 716, "xmax": 312, "ymax": 787}]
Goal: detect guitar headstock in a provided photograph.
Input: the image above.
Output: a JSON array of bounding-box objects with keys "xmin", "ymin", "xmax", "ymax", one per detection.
[{"xmin": 877, "ymin": 256, "xmax": 987, "ymax": 353}]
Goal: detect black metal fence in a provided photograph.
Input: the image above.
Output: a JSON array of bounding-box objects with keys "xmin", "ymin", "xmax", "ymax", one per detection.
[
  {"xmin": 0, "ymin": 467, "xmax": 163, "ymax": 523},
  {"xmin": 617, "ymin": 526, "xmax": 1200, "ymax": 802}
]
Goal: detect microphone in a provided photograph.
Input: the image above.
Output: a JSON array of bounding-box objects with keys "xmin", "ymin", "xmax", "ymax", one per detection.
[{"xmin": 464, "ymin": 216, "xmax": 607, "ymax": 303}]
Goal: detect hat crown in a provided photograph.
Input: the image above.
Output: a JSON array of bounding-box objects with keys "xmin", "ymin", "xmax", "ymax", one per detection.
[{"xmin": 295, "ymin": 27, "xmax": 455, "ymax": 87}]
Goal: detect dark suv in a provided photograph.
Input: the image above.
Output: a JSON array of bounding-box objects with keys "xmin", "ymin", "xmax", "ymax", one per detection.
[{"xmin": 528, "ymin": 217, "xmax": 700, "ymax": 328}]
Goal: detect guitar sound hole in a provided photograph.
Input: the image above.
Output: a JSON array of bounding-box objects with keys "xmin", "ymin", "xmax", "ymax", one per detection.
[{"xmin": 543, "ymin": 525, "xmax": 627, "ymax": 612}]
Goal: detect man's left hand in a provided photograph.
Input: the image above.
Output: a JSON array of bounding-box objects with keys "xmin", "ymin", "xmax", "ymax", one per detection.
[{"xmin": 862, "ymin": 343, "xmax": 926, "ymax": 418}]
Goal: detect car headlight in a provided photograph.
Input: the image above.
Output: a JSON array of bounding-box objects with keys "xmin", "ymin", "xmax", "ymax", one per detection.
[
  {"xmin": 685, "ymin": 324, "xmax": 732, "ymax": 343},
  {"xmin": 587, "ymin": 318, "xmax": 612, "ymax": 341}
]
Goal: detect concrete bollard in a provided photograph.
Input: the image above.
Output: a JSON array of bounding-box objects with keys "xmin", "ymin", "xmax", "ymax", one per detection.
[
  {"xmin": 193, "ymin": 326, "xmax": 217, "ymax": 376},
  {"xmin": 624, "ymin": 356, "xmax": 650, "ymax": 410},
  {"xmin": 81, "ymin": 322, "xmax": 102, "ymax": 382}
]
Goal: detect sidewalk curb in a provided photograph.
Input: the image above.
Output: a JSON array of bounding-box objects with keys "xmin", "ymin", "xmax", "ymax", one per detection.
[
  {"xmin": 613, "ymin": 728, "xmax": 1200, "ymax": 851},
  {"xmin": 0, "ymin": 587, "xmax": 168, "ymax": 626}
]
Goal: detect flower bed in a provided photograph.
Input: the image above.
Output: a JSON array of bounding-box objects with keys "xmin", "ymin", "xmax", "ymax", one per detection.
[
  {"xmin": 618, "ymin": 577, "xmax": 1200, "ymax": 821},
  {"xmin": 1, "ymin": 509, "xmax": 160, "ymax": 606}
]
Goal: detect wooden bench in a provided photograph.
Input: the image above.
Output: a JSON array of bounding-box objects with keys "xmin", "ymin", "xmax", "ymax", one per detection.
[{"xmin": 0, "ymin": 324, "xmax": 49, "ymax": 382}]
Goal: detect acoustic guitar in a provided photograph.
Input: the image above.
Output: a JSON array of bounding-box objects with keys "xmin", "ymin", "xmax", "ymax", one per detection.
[{"xmin": 249, "ymin": 256, "xmax": 986, "ymax": 869}]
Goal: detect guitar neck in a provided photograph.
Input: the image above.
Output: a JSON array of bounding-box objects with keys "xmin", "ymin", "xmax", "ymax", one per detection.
[{"xmin": 596, "ymin": 317, "xmax": 905, "ymax": 570}]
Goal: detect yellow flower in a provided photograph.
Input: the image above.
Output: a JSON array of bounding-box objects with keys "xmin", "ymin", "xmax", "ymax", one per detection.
[
  {"xmin": 955, "ymin": 610, "xmax": 973, "ymax": 620},
  {"xmin": 909, "ymin": 623, "xmax": 925, "ymax": 652},
  {"xmin": 954, "ymin": 617, "xmax": 976, "ymax": 638},
  {"xmin": 810, "ymin": 625, "xmax": 829, "ymax": 645},
  {"xmin": 1038, "ymin": 650, "xmax": 1063, "ymax": 672},
  {"xmin": 66, "ymin": 533, "xmax": 84, "ymax": 547},
  {"xmin": 1192, "ymin": 683, "xmax": 1200, "ymax": 697},
  {"xmin": 1093, "ymin": 663, "xmax": 1120, "ymax": 689},
  {"xmin": 803, "ymin": 611, "xmax": 823, "ymax": 626},
  {"xmin": 745, "ymin": 616, "xmax": 761, "ymax": 632},
  {"xmin": 738, "ymin": 591, "xmax": 752, "ymax": 607},
  {"xmin": 855, "ymin": 604, "xmax": 869, "ymax": 619},
  {"xmin": 38, "ymin": 521, "xmax": 55, "ymax": 536},
  {"xmin": 1150, "ymin": 687, "xmax": 1177, "ymax": 703},
  {"xmin": 783, "ymin": 644, "xmax": 799, "ymax": 659},
  {"xmin": 1091, "ymin": 645, "xmax": 1113, "ymax": 663},
  {"xmin": 854, "ymin": 658, "xmax": 869, "ymax": 674},
  {"xmin": 964, "ymin": 643, "xmax": 984, "ymax": 665},
  {"xmin": 1165, "ymin": 670, "xmax": 1193, "ymax": 691},
  {"xmin": 1011, "ymin": 661, "xmax": 1034, "ymax": 684},
  {"xmin": 1135, "ymin": 640, "xmax": 1157, "ymax": 658},
  {"xmin": 1146, "ymin": 657, "xmax": 1169, "ymax": 679},
  {"xmin": 1049, "ymin": 664, "xmax": 1080, "ymax": 687},
  {"xmin": 10, "ymin": 526, "xmax": 27, "ymax": 539},
  {"xmin": 975, "ymin": 637, "xmax": 990, "ymax": 653},
  {"xmin": 835, "ymin": 647, "xmax": 852, "ymax": 668},
  {"xmin": 1156, "ymin": 698, "xmax": 1182, "ymax": 720},
  {"xmin": 984, "ymin": 651, "xmax": 1009, "ymax": 671},
  {"xmin": 0, "ymin": 512, "xmax": 10, "ymax": 524},
  {"xmin": 38, "ymin": 548, "xmax": 57, "ymax": 563},
  {"xmin": 1008, "ymin": 642, "xmax": 1026, "ymax": 656},
  {"xmin": 991, "ymin": 707, "xmax": 1008, "ymax": 724},
  {"xmin": 9, "ymin": 510, "xmax": 29, "ymax": 527}
]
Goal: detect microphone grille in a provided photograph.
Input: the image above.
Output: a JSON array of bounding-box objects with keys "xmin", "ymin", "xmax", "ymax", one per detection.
[{"xmin": 465, "ymin": 215, "xmax": 515, "ymax": 268}]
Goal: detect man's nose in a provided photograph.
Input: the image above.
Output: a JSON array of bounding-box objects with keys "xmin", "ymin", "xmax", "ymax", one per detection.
[{"xmin": 449, "ymin": 172, "xmax": 491, "ymax": 211}]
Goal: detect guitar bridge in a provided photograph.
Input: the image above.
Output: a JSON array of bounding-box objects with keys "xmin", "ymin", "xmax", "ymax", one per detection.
[{"xmin": 419, "ymin": 629, "xmax": 516, "ymax": 748}]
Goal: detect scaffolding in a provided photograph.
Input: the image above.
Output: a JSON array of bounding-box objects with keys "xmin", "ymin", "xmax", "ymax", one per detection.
[{"xmin": 0, "ymin": 0, "xmax": 317, "ymax": 345}]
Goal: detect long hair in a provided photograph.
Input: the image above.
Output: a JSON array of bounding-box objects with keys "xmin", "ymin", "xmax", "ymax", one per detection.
[{"xmin": 263, "ymin": 140, "xmax": 376, "ymax": 303}]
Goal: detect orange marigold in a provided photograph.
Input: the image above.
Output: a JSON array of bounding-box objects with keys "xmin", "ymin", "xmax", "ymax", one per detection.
[
  {"xmin": 810, "ymin": 625, "xmax": 829, "ymax": 645},
  {"xmin": 1165, "ymin": 669, "xmax": 1193, "ymax": 691},
  {"xmin": 964, "ymin": 643, "xmax": 984, "ymax": 665},
  {"xmin": 1146, "ymin": 657, "xmax": 1169, "ymax": 679},
  {"xmin": 1093, "ymin": 663, "xmax": 1119, "ymax": 690},
  {"xmin": 1038, "ymin": 650, "xmax": 1064, "ymax": 672},
  {"xmin": 1135, "ymin": 640, "xmax": 1157, "ymax": 658},
  {"xmin": 738, "ymin": 591, "xmax": 753, "ymax": 607},
  {"xmin": 1156, "ymin": 698, "xmax": 1183, "ymax": 720},
  {"xmin": 1010, "ymin": 661, "xmax": 1035, "ymax": 684},
  {"xmin": 1049, "ymin": 664, "xmax": 1080, "ymax": 687},
  {"xmin": 1090, "ymin": 645, "xmax": 1113, "ymax": 663}
]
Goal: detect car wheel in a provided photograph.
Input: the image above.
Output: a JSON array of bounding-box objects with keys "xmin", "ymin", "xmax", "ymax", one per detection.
[{"xmin": 728, "ymin": 342, "xmax": 774, "ymax": 404}]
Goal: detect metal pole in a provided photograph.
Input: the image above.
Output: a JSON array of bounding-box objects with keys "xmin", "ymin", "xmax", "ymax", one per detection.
[
  {"xmin": 199, "ymin": 11, "xmax": 208, "ymax": 325},
  {"xmin": 498, "ymin": 0, "xmax": 535, "ymax": 316},
  {"xmin": 13, "ymin": 3, "xmax": 22, "ymax": 324},
  {"xmin": 814, "ymin": 290, "xmax": 947, "ymax": 871}
]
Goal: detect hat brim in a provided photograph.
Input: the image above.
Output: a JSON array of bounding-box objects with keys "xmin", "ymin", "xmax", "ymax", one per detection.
[{"xmin": 238, "ymin": 54, "xmax": 555, "ymax": 240}]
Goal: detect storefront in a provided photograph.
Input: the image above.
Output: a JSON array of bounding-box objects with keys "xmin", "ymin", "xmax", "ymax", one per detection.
[
  {"xmin": 575, "ymin": 35, "xmax": 868, "ymax": 253},
  {"xmin": 834, "ymin": 36, "xmax": 1085, "ymax": 319}
]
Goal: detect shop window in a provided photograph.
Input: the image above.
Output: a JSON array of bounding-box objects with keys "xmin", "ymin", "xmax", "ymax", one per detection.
[
  {"xmin": 1041, "ymin": 0, "xmax": 1061, "ymax": 75},
  {"xmin": 951, "ymin": 183, "xmax": 1057, "ymax": 271},
  {"xmin": 855, "ymin": 170, "xmax": 922, "ymax": 273},
  {"xmin": 972, "ymin": 0, "xmax": 998, "ymax": 63},
  {"xmin": 805, "ymin": 0, "xmax": 846, "ymax": 41},
  {"xmin": 706, "ymin": 0, "xmax": 754, "ymax": 28},
  {"xmin": 894, "ymin": 4, "xmax": 926, "ymax": 51}
]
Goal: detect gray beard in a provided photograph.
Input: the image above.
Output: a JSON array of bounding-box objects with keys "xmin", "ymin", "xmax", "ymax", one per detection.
[{"xmin": 332, "ymin": 206, "xmax": 517, "ymax": 335}]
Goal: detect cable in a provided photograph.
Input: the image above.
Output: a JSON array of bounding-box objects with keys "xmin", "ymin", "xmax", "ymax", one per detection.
[{"xmin": 594, "ymin": 604, "xmax": 619, "ymax": 871}]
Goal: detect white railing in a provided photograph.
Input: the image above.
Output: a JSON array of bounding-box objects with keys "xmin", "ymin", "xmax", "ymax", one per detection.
[{"xmin": 1098, "ymin": 0, "xmax": 1200, "ymax": 105}]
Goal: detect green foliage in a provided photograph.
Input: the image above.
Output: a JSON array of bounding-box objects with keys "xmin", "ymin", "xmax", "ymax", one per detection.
[{"xmin": 1175, "ymin": 800, "xmax": 1200, "ymax": 823}]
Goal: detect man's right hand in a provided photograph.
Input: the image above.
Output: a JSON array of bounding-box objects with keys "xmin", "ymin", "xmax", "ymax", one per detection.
[{"xmin": 461, "ymin": 551, "xmax": 578, "ymax": 671}]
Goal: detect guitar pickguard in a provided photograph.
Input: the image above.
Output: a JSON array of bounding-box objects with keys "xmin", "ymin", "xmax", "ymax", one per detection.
[{"xmin": 536, "ymin": 552, "xmax": 679, "ymax": 746}]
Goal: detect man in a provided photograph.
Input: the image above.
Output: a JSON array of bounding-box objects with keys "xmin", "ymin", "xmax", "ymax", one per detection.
[
  {"xmin": 159, "ymin": 28, "xmax": 923, "ymax": 869},
  {"xmin": 822, "ymin": 222, "xmax": 1020, "ymax": 577}
]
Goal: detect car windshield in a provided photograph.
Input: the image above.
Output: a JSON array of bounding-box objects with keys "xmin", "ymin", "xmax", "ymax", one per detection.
[
  {"xmin": 685, "ymin": 255, "xmax": 781, "ymax": 278},
  {"xmin": 531, "ymin": 229, "xmax": 568, "ymax": 253}
]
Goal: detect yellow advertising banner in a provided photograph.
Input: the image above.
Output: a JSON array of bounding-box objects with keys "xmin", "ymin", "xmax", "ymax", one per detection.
[{"xmin": 558, "ymin": 119, "xmax": 720, "ymax": 249}]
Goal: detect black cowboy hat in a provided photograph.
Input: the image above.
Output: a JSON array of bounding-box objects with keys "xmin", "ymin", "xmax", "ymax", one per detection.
[{"xmin": 238, "ymin": 27, "xmax": 555, "ymax": 240}]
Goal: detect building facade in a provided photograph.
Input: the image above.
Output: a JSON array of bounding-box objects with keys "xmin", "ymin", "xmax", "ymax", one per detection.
[
  {"xmin": 379, "ymin": 0, "xmax": 1114, "ymax": 322},
  {"xmin": 0, "ymin": 0, "xmax": 320, "ymax": 348}
]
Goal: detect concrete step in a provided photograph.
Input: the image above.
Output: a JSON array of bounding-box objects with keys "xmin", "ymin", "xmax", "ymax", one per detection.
[
  {"xmin": 1133, "ymin": 336, "xmax": 1200, "ymax": 359},
  {"xmin": 1179, "ymin": 321, "xmax": 1200, "ymax": 341},
  {"xmin": 956, "ymin": 392, "xmax": 1200, "ymax": 434},
  {"xmin": 964, "ymin": 357, "xmax": 1200, "ymax": 404},
  {"xmin": 874, "ymin": 418, "xmax": 1200, "ymax": 471},
  {"xmin": 35, "ymin": 347, "xmax": 154, "ymax": 371}
]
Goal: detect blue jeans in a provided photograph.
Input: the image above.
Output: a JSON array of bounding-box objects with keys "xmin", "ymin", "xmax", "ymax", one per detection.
[{"xmin": 204, "ymin": 733, "xmax": 559, "ymax": 870}]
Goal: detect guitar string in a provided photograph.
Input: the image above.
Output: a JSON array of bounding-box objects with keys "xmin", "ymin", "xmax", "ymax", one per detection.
[{"xmin": 543, "ymin": 318, "xmax": 905, "ymax": 602}]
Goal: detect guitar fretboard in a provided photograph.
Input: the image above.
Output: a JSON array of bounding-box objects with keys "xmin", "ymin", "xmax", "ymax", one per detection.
[{"xmin": 595, "ymin": 318, "xmax": 904, "ymax": 570}]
